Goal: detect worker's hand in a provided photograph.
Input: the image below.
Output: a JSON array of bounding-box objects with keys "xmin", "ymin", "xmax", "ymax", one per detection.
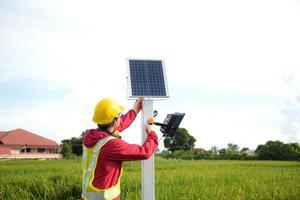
[
  {"xmin": 145, "ymin": 124, "xmax": 155, "ymax": 134},
  {"xmin": 147, "ymin": 116, "xmax": 154, "ymax": 125},
  {"xmin": 133, "ymin": 97, "xmax": 143, "ymax": 114}
]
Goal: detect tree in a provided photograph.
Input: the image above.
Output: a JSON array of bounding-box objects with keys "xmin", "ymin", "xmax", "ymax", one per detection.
[
  {"xmin": 163, "ymin": 127, "xmax": 196, "ymax": 153},
  {"xmin": 287, "ymin": 143, "xmax": 300, "ymax": 160},
  {"xmin": 255, "ymin": 140, "xmax": 300, "ymax": 160},
  {"xmin": 240, "ymin": 147, "xmax": 251, "ymax": 160},
  {"xmin": 61, "ymin": 143, "xmax": 72, "ymax": 159},
  {"xmin": 61, "ymin": 131, "xmax": 85, "ymax": 157},
  {"xmin": 240, "ymin": 147, "xmax": 250, "ymax": 153},
  {"xmin": 211, "ymin": 146, "xmax": 219, "ymax": 155},
  {"xmin": 226, "ymin": 143, "xmax": 239, "ymax": 154},
  {"xmin": 255, "ymin": 140, "xmax": 284, "ymax": 160},
  {"xmin": 218, "ymin": 148, "xmax": 226, "ymax": 159},
  {"xmin": 225, "ymin": 143, "xmax": 240, "ymax": 159},
  {"xmin": 160, "ymin": 150, "xmax": 172, "ymax": 159},
  {"xmin": 206, "ymin": 146, "xmax": 218, "ymax": 159}
]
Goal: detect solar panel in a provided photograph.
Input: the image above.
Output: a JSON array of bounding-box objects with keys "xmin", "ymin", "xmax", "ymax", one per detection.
[{"xmin": 127, "ymin": 59, "xmax": 169, "ymax": 98}]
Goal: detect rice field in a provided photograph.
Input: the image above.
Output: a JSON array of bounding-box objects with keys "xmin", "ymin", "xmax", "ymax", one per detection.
[{"xmin": 0, "ymin": 158, "xmax": 299, "ymax": 200}]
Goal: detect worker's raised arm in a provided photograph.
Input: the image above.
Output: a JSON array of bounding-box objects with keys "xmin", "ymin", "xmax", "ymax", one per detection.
[
  {"xmin": 117, "ymin": 97, "xmax": 143, "ymax": 132},
  {"xmin": 101, "ymin": 128, "xmax": 158, "ymax": 161},
  {"xmin": 117, "ymin": 109, "xmax": 137, "ymax": 132}
]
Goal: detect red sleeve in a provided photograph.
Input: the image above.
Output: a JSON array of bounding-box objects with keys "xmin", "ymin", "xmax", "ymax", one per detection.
[
  {"xmin": 117, "ymin": 109, "xmax": 137, "ymax": 132},
  {"xmin": 101, "ymin": 131, "xmax": 158, "ymax": 161}
]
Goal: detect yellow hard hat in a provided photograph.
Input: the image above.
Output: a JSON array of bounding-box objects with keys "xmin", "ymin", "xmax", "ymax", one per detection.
[{"xmin": 92, "ymin": 98, "xmax": 125, "ymax": 125}]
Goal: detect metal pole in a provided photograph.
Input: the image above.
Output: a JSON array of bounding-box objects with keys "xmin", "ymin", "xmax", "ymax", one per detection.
[{"xmin": 141, "ymin": 99, "xmax": 155, "ymax": 200}]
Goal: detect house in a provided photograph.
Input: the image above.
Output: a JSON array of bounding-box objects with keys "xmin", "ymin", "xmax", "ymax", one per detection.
[{"xmin": 0, "ymin": 129, "xmax": 62, "ymax": 159}]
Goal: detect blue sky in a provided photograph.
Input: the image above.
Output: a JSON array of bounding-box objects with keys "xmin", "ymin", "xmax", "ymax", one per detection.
[{"xmin": 1, "ymin": 0, "xmax": 300, "ymax": 150}]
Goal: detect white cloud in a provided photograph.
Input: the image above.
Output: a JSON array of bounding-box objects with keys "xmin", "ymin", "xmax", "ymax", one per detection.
[
  {"xmin": 279, "ymin": 69, "xmax": 300, "ymax": 142},
  {"xmin": 177, "ymin": 103, "xmax": 284, "ymax": 150},
  {"xmin": 0, "ymin": 0, "xmax": 300, "ymax": 149}
]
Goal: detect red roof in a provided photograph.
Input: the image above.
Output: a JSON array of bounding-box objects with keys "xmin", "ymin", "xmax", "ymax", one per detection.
[
  {"xmin": 0, "ymin": 131, "xmax": 7, "ymax": 140},
  {"xmin": 0, "ymin": 129, "xmax": 59, "ymax": 148},
  {"xmin": 0, "ymin": 146, "xmax": 11, "ymax": 154}
]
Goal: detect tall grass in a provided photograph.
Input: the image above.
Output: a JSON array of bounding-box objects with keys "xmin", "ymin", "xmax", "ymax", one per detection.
[
  {"xmin": 0, "ymin": 158, "xmax": 299, "ymax": 200},
  {"xmin": 0, "ymin": 159, "xmax": 81, "ymax": 200}
]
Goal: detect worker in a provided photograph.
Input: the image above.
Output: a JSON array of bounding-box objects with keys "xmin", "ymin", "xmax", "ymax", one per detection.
[{"xmin": 81, "ymin": 97, "xmax": 158, "ymax": 200}]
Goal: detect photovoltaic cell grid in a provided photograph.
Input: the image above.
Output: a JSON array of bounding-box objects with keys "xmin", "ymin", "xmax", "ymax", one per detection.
[{"xmin": 129, "ymin": 60, "xmax": 168, "ymax": 97}]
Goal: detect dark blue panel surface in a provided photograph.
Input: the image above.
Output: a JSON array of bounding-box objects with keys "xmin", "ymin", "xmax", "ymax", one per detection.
[{"xmin": 129, "ymin": 60, "xmax": 167, "ymax": 97}]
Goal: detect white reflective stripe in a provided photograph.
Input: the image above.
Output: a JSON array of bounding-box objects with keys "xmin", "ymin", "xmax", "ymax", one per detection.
[
  {"xmin": 82, "ymin": 145, "xmax": 87, "ymax": 193},
  {"xmin": 103, "ymin": 186, "xmax": 120, "ymax": 199},
  {"xmin": 82, "ymin": 191, "xmax": 104, "ymax": 200},
  {"xmin": 82, "ymin": 136, "xmax": 115, "ymax": 199},
  {"xmin": 84, "ymin": 136, "xmax": 114, "ymax": 191}
]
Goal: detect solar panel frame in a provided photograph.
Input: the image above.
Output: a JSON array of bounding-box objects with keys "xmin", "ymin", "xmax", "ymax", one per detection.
[{"xmin": 127, "ymin": 59, "xmax": 169, "ymax": 99}]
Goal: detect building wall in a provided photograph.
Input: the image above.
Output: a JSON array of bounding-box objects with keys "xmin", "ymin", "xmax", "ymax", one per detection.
[
  {"xmin": 11, "ymin": 149, "xmax": 19, "ymax": 155},
  {"xmin": 1, "ymin": 153, "xmax": 62, "ymax": 159},
  {"xmin": 8, "ymin": 148, "xmax": 59, "ymax": 155},
  {"xmin": 1, "ymin": 147, "xmax": 62, "ymax": 159}
]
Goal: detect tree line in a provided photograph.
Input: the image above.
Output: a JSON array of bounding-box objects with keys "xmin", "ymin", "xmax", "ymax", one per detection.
[
  {"xmin": 61, "ymin": 128, "xmax": 300, "ymax": 161},
  {"xmin": 159, "ymin": 128, "xmax": 300, "ymax": 161},
  {"xmin": 61, "ymin": 132, "xmax": 84, "ymax": 159}
]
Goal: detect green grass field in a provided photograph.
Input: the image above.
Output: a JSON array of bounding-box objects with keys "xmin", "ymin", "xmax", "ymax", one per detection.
[{"xmin": 0, "ymin": 158, "xmax": 299, "ymax": 200}]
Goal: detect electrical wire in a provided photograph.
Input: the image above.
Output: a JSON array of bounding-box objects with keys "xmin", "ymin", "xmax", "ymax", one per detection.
[{"xmin": 158, "ymin": 135, "xmax": 164, "ymax": 142}]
